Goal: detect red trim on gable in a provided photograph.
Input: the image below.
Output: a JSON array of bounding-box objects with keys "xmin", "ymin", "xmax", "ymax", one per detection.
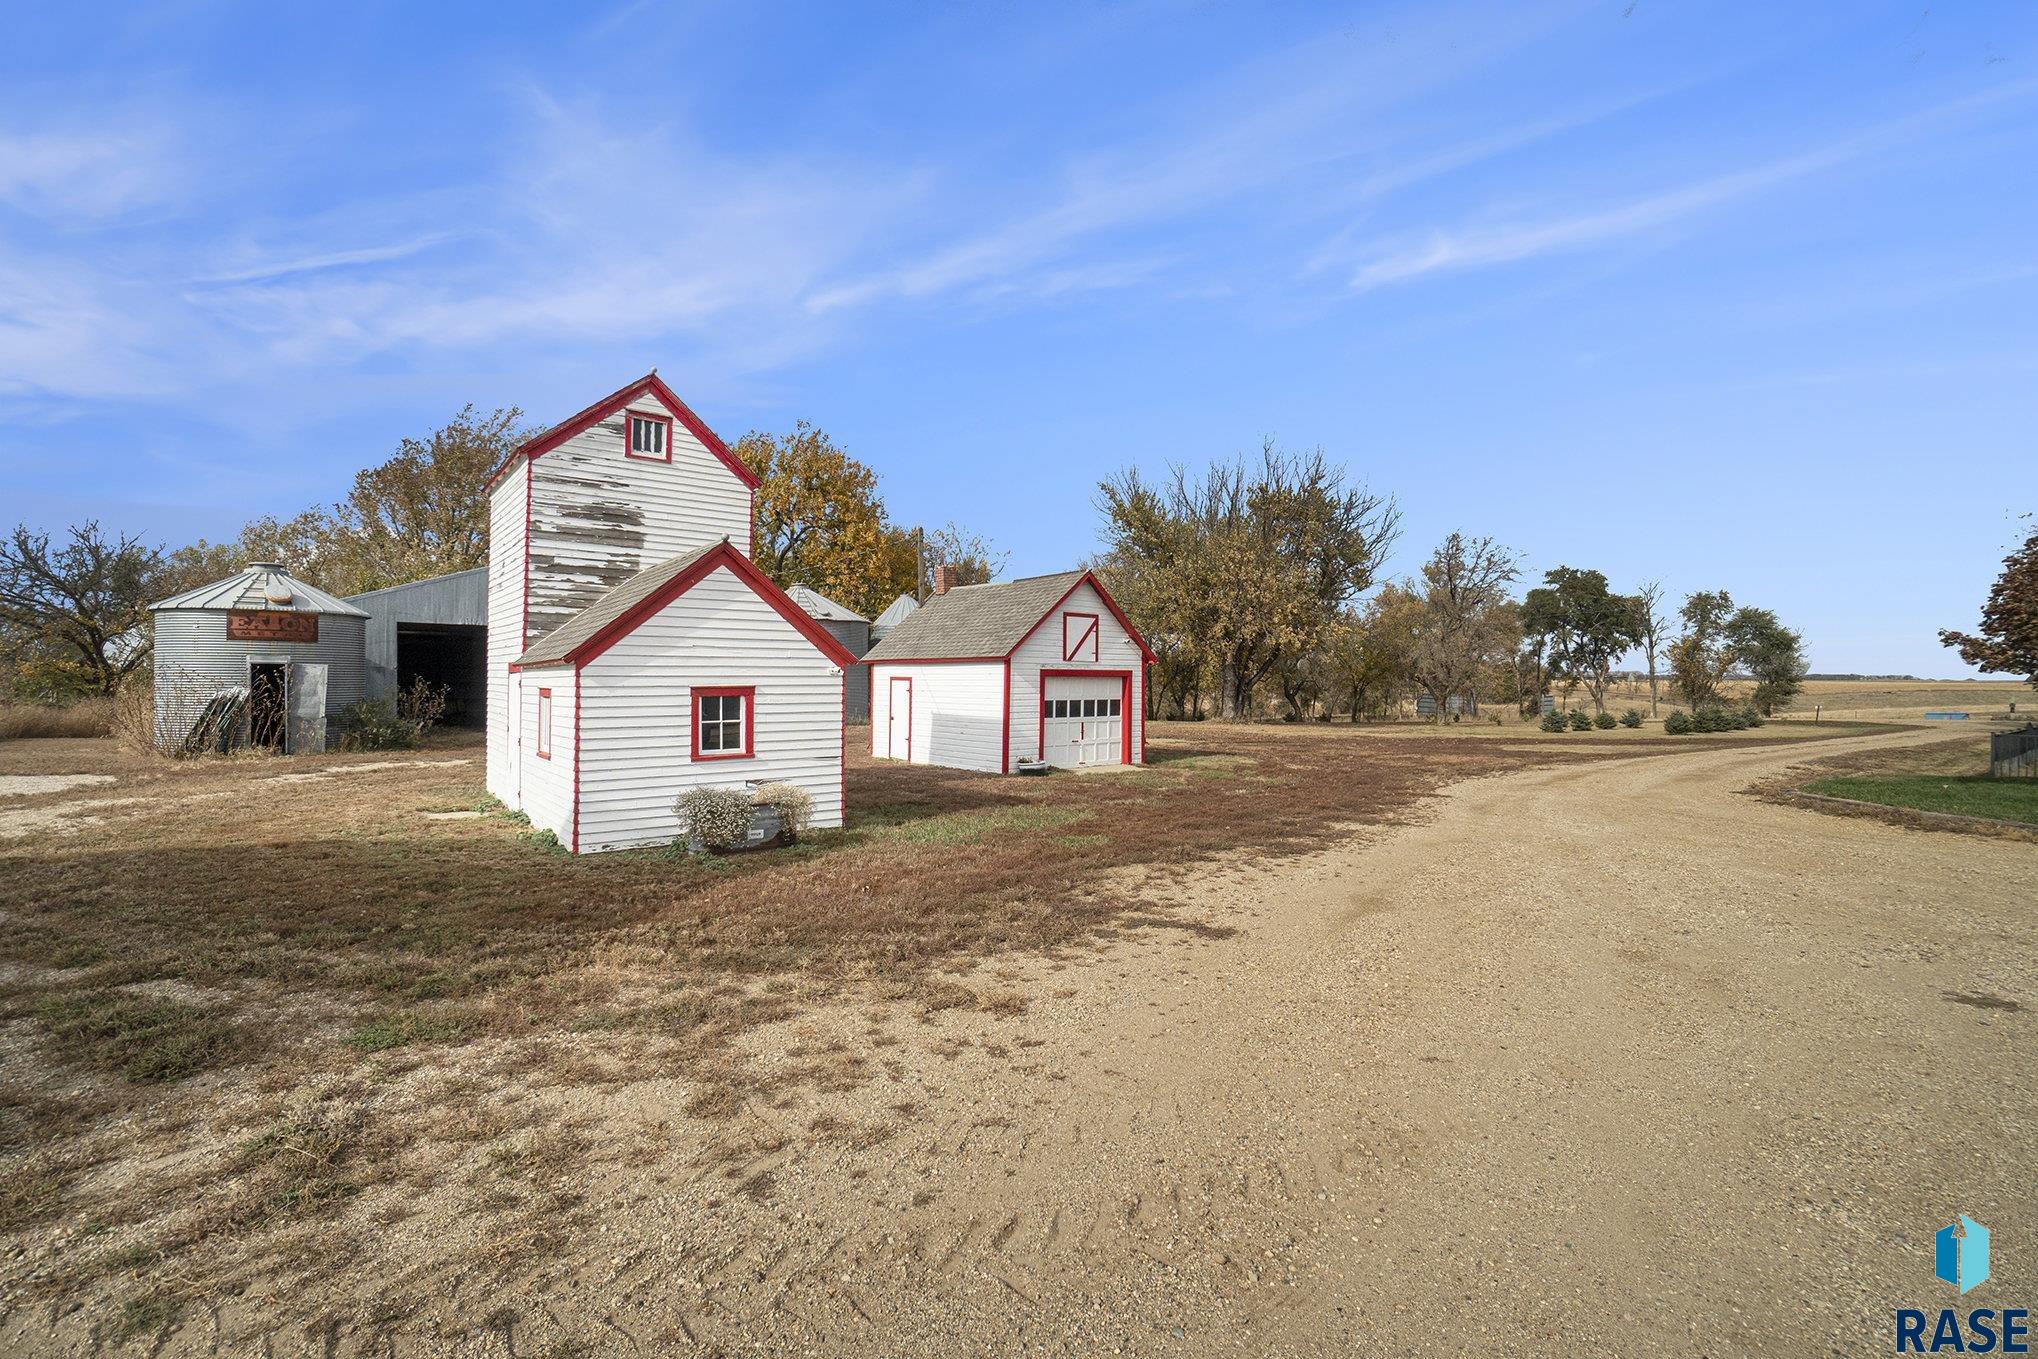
[
  {"xmin": 1061, "ymin": 612, "xmax": 1099, "ymax": 662},
  {"xmin": 1007, "ymin": 572, "xmax": 1156, "ymax": 664},
  {"xmin": 622, "ymin": 408, "xmax": 674, "ymax": 463},
  {"xmin": 482, "ymin": 372, "xmax": 760, "ymax": 491},
  {"xmin": 564, "ymin": 541, "xmax": 859, "ymax": 672},
  {"xmin": 690, "ymin": 685, "xmax": 756, "ymax": 761},
  {"xmin": 1036, "ymin": 667, "xmax": 1134, "ymax": 766}
]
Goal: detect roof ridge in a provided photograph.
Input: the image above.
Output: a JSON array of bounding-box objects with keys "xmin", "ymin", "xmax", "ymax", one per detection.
[{"xmin": 951, "ymin": 568, "xmax": 1082, "ymax": 591}]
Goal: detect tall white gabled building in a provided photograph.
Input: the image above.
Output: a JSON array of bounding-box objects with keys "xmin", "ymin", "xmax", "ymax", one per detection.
[{"xmin": 485, "ymin": 373, "xmax": 854, "ymax": 853}]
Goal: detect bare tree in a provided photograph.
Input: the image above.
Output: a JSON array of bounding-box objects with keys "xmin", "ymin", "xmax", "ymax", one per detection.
[
  {"xmin": 0, "ymin": 523, "xmax": 160, "ymax": 696},
  {"xmin": 921, "ymin": 521, "xmax": 1008, "ymax": 588},
  {"xmin": 1634, "ymin": 579, "xmax": 1667, "ymax": 716}
]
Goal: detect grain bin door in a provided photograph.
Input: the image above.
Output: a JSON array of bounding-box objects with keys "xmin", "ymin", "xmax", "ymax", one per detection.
[{"xmin": 287, "ymin": 662, "xmax": 328, "ymax": 754}]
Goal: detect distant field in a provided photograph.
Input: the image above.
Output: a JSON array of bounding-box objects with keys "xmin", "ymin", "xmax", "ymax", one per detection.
[
  {"xmin": 1527, "ymin": 677, "xmax": 2031, "ymax": 727},
  {"xmin": 1768, "ymin": 679, "xmax": 2032, "ymax": 724}
]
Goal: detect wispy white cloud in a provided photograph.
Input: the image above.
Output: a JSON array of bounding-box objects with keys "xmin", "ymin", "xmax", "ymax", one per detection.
[
  {"xmin": 804, "ymin": 3, "xmax": 1580, "ymax": 313},
  {"xmin": 0, "ymin": 125, "xmax": 183, "ymax": 220},
  {"xmin": 1345, "ymin": 79, "xmax": 2038, "ymax": 291},
  {"xmin": 193, "ymin": 234, "xmax": 462, "ymax": 285},
  {"xmin": 0, "ymin": 90, "xmax": 919, "ymax": 406}
]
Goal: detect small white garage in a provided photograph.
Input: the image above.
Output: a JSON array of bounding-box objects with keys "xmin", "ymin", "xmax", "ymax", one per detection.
[{"xmin": 863, "ymin": 569, "xmax": 1154, "ymax": 773}]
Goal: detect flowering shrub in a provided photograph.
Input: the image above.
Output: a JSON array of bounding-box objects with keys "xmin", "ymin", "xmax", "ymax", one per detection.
[
  {"xmin": 752, "ymin": 782, "xmax": 813, "ymax": 835},
  {"xmin": 674, "ymin": 786, "xmax": 753, "ymax": 850}
]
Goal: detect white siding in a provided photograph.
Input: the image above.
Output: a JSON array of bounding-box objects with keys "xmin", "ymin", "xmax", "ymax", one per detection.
[
  {"xmin": 518, "ymin": 668, "xmax": 576, "ymax": 845},
  {"xmin": 578, "ymin": 566, "xmax": 843, "ymax": 853},
  {"xmin": 868, "ymin": 661, "xmax": 1005, "ymax": 774},
  {"xmin": 1008, "ymin": 581, "xmax": 1145, "ymax": 766},
  {"xmin": 486, "ymin": 469, "xmax": 527, "ymax": 804},
  {"xmin": 526, "ymin": 391, "xmax": 752, "ymax": 643}
]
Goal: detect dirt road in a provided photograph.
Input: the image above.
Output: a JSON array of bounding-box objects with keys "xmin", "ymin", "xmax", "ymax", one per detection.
[
  {"xmin": 621, "ymin": 727, "xmax": 2034, "ymax": 1357},
  {"xmin": 20, "ymin": 728, "xmax": 2032, "ymax": 1355}
]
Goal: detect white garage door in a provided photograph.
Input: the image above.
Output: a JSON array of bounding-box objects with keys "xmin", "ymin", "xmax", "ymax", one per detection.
[{"xmin": 1042, "ymin": 674, "xmax": 1124, "ymax": 768}]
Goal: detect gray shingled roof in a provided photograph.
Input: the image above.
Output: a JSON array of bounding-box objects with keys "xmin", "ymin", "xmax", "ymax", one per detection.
[
  {"xmin": 152, "ymin": 561, "xmax": 368, "ymax": 617},
  {"xmin": 861, "ymin": 570, "xmax": 1086, "ymax": 662},
  {"xmin": 786, "ymin": 585, "xmax": 866, "ymax": 623},
  {"xmin": 516, "ymin": 543, "xmax": 720, "ymax": 666}
]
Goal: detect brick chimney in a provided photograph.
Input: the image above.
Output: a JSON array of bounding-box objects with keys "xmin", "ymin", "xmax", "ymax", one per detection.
[{"xmin": 932, "ymin": 564, "xmax": 951, "ymax": 596}]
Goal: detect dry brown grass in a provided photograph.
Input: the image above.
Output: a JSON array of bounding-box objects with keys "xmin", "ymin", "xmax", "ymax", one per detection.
[
  {"xmin": 0, "ymin": 698, "xmax": 113, "ymax": 740},
  {"xmin": 0, "ymin": 719, "xmax": 1872, "ymax": 1326},
  {"xmin": 1772, "ymin": 678, "xmax": 2032, "ymax": 723}
]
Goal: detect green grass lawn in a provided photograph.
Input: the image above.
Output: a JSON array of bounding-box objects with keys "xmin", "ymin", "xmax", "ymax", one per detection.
[{"xmin": 1802, "ymin": 773, "xmax": 2038, "ymax": 825}]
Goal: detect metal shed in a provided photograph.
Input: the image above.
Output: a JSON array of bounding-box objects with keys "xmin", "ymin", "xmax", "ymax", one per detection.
[
  {"xmin": 787, "ymin": 586, "xmax": 872, "ymax": 720},
  {"xmin": 345, "ymin": 567, "xmax": 488, "ymax": 728},
  {"xmin": 150, "ymin": 562, "xmax": 368, "ymax": 754}
]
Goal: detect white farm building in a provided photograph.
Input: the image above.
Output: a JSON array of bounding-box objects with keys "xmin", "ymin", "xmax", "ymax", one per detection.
[
  {"xmin": 486, "ymin": 373, "xmax": 855, "ymax": 853},
  {"xmin": 862, "ymin": 570, "xmax": 1154, "ymax": 773}
]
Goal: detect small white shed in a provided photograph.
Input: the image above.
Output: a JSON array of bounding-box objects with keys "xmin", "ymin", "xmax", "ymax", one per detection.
[
  {"xmin": 509, "ymin": 540, "xmax": 858, "ymax": 853},
  {"xmin": 862, "ymin": 570, "xmax": 1154, "ymax": 773}
]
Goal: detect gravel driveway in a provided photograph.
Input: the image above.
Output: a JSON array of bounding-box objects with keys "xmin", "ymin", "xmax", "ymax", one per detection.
[
  {"xmin": 663, "ymin": 726, "xmax": 2037, "ymax": 1356},
  {"xmin": 19, "ymin": 728, "xmax": 2029, "ymax": 1356}
]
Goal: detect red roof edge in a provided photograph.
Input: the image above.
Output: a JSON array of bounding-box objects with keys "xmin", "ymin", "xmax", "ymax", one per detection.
[
  {"xmin": 1008, "ymin": 570, "xmax": 1156, "ymax": 664},
  {"xmin": 482, "ymin": 373, "xmax": 760, "ymax": 491},
  {"xmin": 566, "ymin": 541, "xmax": 859, "ymax": 672}
]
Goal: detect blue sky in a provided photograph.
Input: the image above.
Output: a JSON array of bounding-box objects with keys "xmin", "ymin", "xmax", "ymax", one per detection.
[{"xmin": 2, "ymin": 2, "xmax": 2032, "ymax": 676}]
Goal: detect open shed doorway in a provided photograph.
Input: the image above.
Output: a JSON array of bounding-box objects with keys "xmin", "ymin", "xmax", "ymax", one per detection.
[
  {"xmin": 249, "ymin": 663, "xmax": 287, "ymax": 750},
  {"xmin": 397, "ymin": 623, "xmax": 485, "ymax": 728}
]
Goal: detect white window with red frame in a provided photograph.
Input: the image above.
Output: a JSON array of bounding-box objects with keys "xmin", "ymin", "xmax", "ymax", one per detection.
[
  {"xmin": 625, "ymin": 410, "xmax": 672, "ymax": 462},
  {"xmin": 536, "ymin": 688, "xmax": 553, "ymax": 759},
  {"xmin": 692, "ymin": 686, "xmax": 754, "ymax": 760}
]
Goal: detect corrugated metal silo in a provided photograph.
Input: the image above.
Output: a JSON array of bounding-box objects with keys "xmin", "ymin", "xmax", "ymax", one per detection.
[
  {"xmin": 150, "ymin": 562, "xmax": 369, "ymax": 753},
  {"xmin": 787, "ymin": 586, "xmax": 872, "ymax": 721}
]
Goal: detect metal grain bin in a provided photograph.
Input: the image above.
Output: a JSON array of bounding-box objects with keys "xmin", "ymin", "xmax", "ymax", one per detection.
[
  {"xmin": 787, "ymin": 586, "xmax": 873, "ymax": 721},
  {"xmin": 150, "ymin": 562, "xmax": 369, "ymax": 754}
]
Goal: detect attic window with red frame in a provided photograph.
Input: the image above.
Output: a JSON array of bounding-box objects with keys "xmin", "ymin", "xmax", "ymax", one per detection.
[
  {"xmin": 1062, "ymin": 612, "xmax": 1100, "ymax": 662},
  {"xmin": 693, "ymin": 686, "xmax": 754, "ymax": 760},
  {"xmin": 626, "ymin": 411, "xmax": 672, "ymax": 461}
]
